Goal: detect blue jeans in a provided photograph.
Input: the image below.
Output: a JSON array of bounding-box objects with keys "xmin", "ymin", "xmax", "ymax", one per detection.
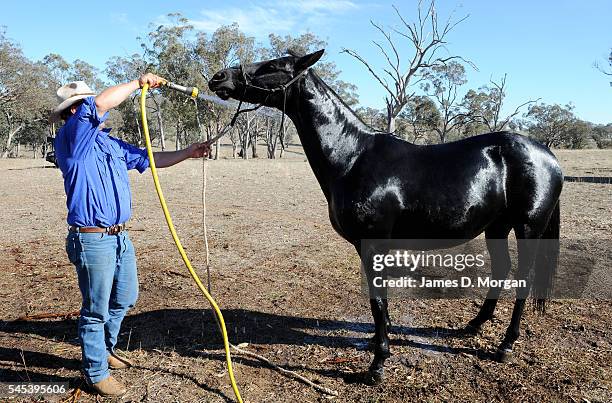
[{"xmin": 66, "ymin": 231, "xmax": 138, "ymax": 384}]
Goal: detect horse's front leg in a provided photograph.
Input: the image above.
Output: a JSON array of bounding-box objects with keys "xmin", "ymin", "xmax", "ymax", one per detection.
[
  {"xmin": 367, "ymin": 297, "xmax": 391, "ymax": 350},
  {"xmin": 354, "ymin": 244, "xmax": 391, "ymax": 384},
  {"xmin": 367, "ymin": 295, "xmax": 391, "ymax": 384}
]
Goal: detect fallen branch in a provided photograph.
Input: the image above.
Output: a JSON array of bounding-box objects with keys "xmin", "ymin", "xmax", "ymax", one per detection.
[
  {"xmin": 61, "ymin": 382, "xmax": 83, "ymax": 403},
  {"xmin": 17, "ymin": 310, "xmax": 80, "ymax": 321},
  {"xmin": 230, "ymin": 344, "xmax": 338, "ymax": 397}
]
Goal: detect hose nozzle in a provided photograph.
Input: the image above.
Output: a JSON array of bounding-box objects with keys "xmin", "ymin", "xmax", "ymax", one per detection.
[{"xmin": 163, "ymin": 81, "xmax": 199, "ymax": 99}]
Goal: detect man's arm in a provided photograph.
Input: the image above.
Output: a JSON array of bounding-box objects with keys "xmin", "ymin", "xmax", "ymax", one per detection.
[
  {"xmin": 153, "ymin": 142, "xmax": 211, "ymax": 168},
  {"xmin": 95, "ymin": 73, "xmax": 164, "ymax": 116}
]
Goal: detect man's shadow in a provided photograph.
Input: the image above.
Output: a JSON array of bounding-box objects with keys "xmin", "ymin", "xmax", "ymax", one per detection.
[{"xmin": 0, "ymin": 308, "xmax": 487, "ymax": 397}]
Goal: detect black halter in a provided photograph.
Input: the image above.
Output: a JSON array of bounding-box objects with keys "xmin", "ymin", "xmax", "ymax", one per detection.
[{"xmin": 230, "ymin": 65, "xmax": 309, "ymax": 150}]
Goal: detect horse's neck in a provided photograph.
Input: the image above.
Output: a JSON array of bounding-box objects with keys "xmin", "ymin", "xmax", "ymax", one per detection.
[{"xmin": 287, "ymin": 72, "xmax": 374, "ymax": 189}]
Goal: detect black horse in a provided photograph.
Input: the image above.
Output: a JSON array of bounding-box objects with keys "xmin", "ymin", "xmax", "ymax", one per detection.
[{"xmin": 208, "ymin": 50, "xmax": 563, "ymax": 384}]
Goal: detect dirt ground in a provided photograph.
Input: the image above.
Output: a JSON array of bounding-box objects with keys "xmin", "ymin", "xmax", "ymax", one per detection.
[{"xmin": 0, "ymin": 148, "xmax": 610, "ymax": 402}]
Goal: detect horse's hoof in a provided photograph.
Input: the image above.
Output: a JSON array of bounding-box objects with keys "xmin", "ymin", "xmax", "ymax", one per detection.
[
  {"xmin": 494, "ymin": 348, "xmax": 513, "ymax": 363},
  {"xmin": 343, "ymin": 370, "xmax": 384, "ymax": 385},
  {"xmin": 364, "ymin": 369, "xmax": 384, "ymax": 385},
  {"xmin": 343, "ymin": 372, "xmax": 362, "ymax": 384},
  {"xmin": 461, "ymin": 322, "xmax": 481, "ymax": 336}
]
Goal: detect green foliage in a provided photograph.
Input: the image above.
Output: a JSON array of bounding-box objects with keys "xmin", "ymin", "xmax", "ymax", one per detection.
[
  {"xmin": 355, "ymin": 106, "xmax": 386, "ymax": 131},
  {"xmin": 591, "ymin": 124, "xmax": 612, "ymax": 148},
  {"xmin": 43, "ymin": 53, "xmax": 105, "ymax": 91},
  {"xmin": 524, "ymin": 103, "xmax": 599, "ymax": 149},
  {"xmin": 422, "ymin": 61, "xmax": 472, "ymax": 143},
  {"xmin": 1, "ymin": 28, "xmax": 56, "ymax": 156},
  {"xmin": 398, "ymin": 96, "xmax": 441, "ymax": 143}
]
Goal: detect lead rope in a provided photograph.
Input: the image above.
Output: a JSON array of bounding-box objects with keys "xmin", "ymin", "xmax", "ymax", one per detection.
[{"xmin": 203, "ymin": 152, "xmax": 211, "ymax": 293}]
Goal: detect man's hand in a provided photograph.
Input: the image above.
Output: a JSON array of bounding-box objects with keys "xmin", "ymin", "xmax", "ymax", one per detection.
[
  {"xmin": 153, "ymin": 143, "xmax": 211, "ymax": 168},
  {"xmin": 139, "ymin": 73, "xmax": 165, "ymax": 89},
  {"xmin": 187, "ymin": 142, "xmax": 212, "ymax": 159}
]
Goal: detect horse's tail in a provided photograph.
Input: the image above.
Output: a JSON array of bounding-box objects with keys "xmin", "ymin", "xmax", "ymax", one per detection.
[{"xmin": 533, "ymin": 201, "xmax": 561, "ymax": 313}]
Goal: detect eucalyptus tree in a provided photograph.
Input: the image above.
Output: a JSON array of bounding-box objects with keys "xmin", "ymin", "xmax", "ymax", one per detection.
[
  {"xmin": 355, "ymin": 106, "xmax": 386, "ymax": 131},
  {"xmin": 399, "ymin": 95, "xmax": 440, "ymax": 143},
  {"xmin": 591, "ymin": 124, "xmax": 612, "ymax": 148},
  {"xmin": 423, "ymin": 61, "xmax": 473, "ymax": 143},
  {"xmin": 524, "ymin": 103, "xmax": 577, "ymax": 148},
  {"xmin": 194, "ymin": 23, "xmax": 256, "ymax": 158},
  {"xmin": 141, "ymin": 13, "xmax": 201, "ymax": 150},
  {"xmin": 1, "ymin": 30, "xmax": 55, "ymax": 157},
  {"xmin": 462, "ymin": 74, "xmax": 538, "ymax": 133}
]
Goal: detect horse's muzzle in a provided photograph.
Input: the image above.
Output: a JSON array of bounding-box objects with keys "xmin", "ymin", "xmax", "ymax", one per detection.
[{"xmin": 208, "ymin": 69, "xmax": 237, "ymax": 99}]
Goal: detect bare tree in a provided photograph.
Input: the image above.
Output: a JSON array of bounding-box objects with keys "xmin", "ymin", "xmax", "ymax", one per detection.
[
  {"xmin": 594, "ymin": 49, "xmax": 611, "ymax": 86},
  {"xmin": 262, "ymin": 116, "xmax": 281, "ymax": 159},
  {"xmin": 235, "ymin": 111, "xmax": 256, "ymax": 159},
  {"xmin": 342, "ymin": 0, "xmax": 470, "ymax": 133}
]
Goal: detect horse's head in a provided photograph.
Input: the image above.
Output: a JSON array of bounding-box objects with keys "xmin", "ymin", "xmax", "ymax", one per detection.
[{"xmin": 208, "ymin": 49, "xmax": 324, "ymax": 107}]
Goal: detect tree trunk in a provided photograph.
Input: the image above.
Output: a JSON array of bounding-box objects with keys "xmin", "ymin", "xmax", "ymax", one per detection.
[
  {"xmin": 214, "ymin": 139, "xmax": 220, "ymax": 160},
  {"xmin": 175, "ymin": 120, "xmax": 181, "ymax": 150},
  {"xmin": 232, "ymin": 144, "xmax": 237, "ymax": 158},
  {"xmin": 157, "ymin": 110, "xmax": 166, "ymax": 151},
  {"xmin": 134, "ymin": 106, "xmax": 143, "ymax": 147},
  {"xmin": 251, "ymin": 137, "xmax": 258, "ymax": 158},
  {"xmin": 386, "ymin": 102, "xmax": 397, "ymax": 134},
  {"xmin": 241, "ymin": 112, "xmax": 249, "ymax": 160},
  {"xmin": 266, "ymin": 119, "xmax": 276, "ymax": 159},
  {"xmin": 251, "ymin": 118, "xmax": 259, "ymax": 158},
  {"xmin": 2, "ymin": 124, "xmax": 24, "ymax": 158}
]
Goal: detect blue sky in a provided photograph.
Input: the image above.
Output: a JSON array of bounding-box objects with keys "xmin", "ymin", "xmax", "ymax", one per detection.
[{"xmin": 2, "ymin": 0, "xmax": 610, "ymax": 124}]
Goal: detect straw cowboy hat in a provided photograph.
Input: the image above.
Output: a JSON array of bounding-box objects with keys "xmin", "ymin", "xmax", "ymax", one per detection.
[{"xmin": 50, "ymin": 81, "xmax": 96, "ymax": 122}]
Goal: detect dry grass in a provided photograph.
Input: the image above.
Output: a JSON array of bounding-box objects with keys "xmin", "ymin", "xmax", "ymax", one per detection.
[{"xmin": 0, "ymin": 148, "xmax": 610, "ymax": 402}]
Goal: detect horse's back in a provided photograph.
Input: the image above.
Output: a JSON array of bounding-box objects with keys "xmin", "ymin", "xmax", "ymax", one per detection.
[{"xmin": 338, "ymin": 131, "xmax": 563, "ymax": 239}]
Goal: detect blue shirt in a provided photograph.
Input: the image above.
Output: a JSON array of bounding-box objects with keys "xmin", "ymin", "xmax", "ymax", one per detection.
[{"xmin": 55, "ymin": 96, "xmax": 150, "ymax": 227}]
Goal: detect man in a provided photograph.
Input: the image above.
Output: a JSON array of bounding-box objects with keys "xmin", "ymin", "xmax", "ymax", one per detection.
[{"xmin": 52, "ymin": 74, "xmax": 210, "ymax": 397}]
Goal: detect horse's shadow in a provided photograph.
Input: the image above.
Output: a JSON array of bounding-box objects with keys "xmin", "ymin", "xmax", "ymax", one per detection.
[{"xmin": 0, "ymin": 308, "xmax": 490, "ymax": 385}]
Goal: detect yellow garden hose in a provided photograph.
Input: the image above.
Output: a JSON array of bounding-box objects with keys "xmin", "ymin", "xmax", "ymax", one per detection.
[{"xmin": 139, "ymin": 84, "xmax": 243, "ymax": 403}]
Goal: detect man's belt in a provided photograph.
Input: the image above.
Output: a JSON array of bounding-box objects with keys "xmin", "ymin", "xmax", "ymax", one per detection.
[{"xmin": 68, "ymin": 223, "xmax": 126, "ymax": 235}]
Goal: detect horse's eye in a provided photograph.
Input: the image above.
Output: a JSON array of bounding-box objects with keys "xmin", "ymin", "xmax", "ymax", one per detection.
[{"xmin": 256, "ymin": 64, "xmax": 277, "ymax": 75}]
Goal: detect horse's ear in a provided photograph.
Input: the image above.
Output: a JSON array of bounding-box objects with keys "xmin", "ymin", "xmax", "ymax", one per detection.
[{"xmin": 295, "ymin": 49, "xmax": 325, "ymax": 72}]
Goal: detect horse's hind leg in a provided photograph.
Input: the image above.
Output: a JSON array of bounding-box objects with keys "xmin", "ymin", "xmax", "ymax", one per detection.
[
  {"xmin": 465, "ymin": 222, "xmax": 512, "ymax": 334},
  {"xmin": 495, "ymin": 223, "xmax": 542, "ymax": 362}
]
